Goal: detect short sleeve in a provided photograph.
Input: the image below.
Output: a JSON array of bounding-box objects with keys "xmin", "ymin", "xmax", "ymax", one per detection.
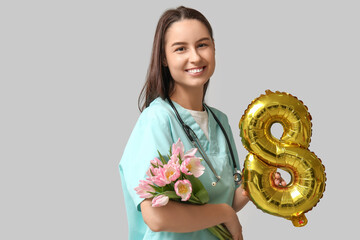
[{"xmin": 119, "ymin": 107, "xmax": 173, "ymax": 211}]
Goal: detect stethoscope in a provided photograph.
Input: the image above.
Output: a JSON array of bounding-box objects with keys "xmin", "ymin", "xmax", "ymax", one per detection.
[{"xmin": 167, "ymin": 97, "xmax": 242, "ymax": 187}]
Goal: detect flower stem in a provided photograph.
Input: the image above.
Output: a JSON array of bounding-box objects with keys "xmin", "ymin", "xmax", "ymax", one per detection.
[{"xmin": 207, "ymin": 224, "xmax": 232, "ymax": 240}]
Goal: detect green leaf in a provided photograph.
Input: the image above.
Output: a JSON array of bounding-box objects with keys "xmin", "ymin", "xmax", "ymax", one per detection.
[
  {"xmin": 186, "ymin": 175, "xmax": 209, "ymax": 204},
  {"xmin": 162, "ymin": 191, "xmax": 181, "ymax": 199},
  {"xmin": 149, "ymin": 168, "xmax": 155, "ymax": 177},
  {"xmin": 157, "ymin": 150, "xmax": 167, "ymax": 165},
  {"xmin": 186, "ymin": 175, "xmax": 202, "ymax": 192},
  {"xmin": 194, "ymin": 188, "xmax": 209, "ymax": 204},
  {"xmin": 189, "ymin": 193, "xmax": 200, "ymax": 202},
  {"xmin": 163, "ymin": 184, "xmax": 175, "ymax": 192},
  {"xmin": 187, "ymin": 197, "xmax": 201, "ymax": 204},
  {"xmin": 148, "ymin": 183, "xmax": 162, "ymax": 193}
]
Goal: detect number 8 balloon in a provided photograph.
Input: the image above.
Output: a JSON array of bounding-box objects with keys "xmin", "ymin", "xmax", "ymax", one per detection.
[{"xmin": 239, "ymin": 90, "xmax": 326, "ymax": 227}]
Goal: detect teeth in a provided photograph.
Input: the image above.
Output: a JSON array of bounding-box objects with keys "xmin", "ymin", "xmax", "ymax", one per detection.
[{"xmin": 187, "ymin": 68, "xmax": 204, "ymax": 73}]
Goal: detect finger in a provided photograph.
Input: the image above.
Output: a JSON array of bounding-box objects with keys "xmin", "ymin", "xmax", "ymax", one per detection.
[
  {"xmin": 274, "ymin": 172, "xmax": 281, "ymax": 179},
  {"xmin": 274, "ymin": 178, "xmax": 280, "ymax": 186},
  {"xmin": 281, "ymin": 179, "xmax": 287, "ymax": 186}
]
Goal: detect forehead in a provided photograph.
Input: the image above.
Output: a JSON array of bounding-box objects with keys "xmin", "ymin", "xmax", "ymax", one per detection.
[{"xmin": 164, "ymin": 19, "xmax": 211, "ymax": 44}]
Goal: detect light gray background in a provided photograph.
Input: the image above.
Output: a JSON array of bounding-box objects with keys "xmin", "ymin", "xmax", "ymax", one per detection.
[{"xmin": 1, "ymin": 0, "xmax": 358, "ymax": 239}]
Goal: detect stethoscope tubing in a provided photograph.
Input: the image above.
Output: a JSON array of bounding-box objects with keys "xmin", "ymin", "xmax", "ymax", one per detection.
[{"xmin": 166, "ymin": 97, "xmax": 241, "ymax": 185}]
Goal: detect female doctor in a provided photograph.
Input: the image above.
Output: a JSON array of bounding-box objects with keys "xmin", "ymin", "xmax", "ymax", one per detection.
[{"xmin": 119, "ymin": 6, "xmax": 284, "ymax": 240}]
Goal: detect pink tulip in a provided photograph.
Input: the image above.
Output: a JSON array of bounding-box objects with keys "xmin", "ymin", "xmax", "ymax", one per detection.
[
  {"xmin": 160, "ymin": 162, "xmax": 181, "ymax": 184},
  {"xmin": 146, "ymin": 158, "xmax": 163, "ymax": 178},
  {"xmin": 151, "ymin": 195, "xmax": 169, "ymax": 207},
  {"xmin": 146, "ymin": 167, "xmax": 167, "ymax": 187},
  {"xmin": 134, "ymin": 180, "xmax": 154, "ymax": 198},
  {"xmin": 169, "ymin": 153, "xmax": 180, "ymax": 165},
  {"xmin": 172, "ymin": 138, "xmax": 185, "ymax": 160},
  {"xmin": 171, "ymin": 139, "xmax": 198, "ymax": 163},
  {"xmin": 180, "ymin": 157, "xmax": 205, "ymax": 178},
  {"xmin": 148, "ymin": 175, "xmax": 167, "ymax": 187},
  {"xmin": 146, "ymin": 162, "xmax": 162, "ymax": 177},
  {"xmin": 174, "ymin": 179, "xmax": 192, "ymax": 201},
  {"xmin": 150, "ymin": 157, "xmax": 163, "ymax": 167},
  {"xmin": 184, "ymin": 148, "xmax": 197, "ymax": 159},
  {"xmin": 146, "ymin": 165, "xmax": 156, "ymax": 178}
]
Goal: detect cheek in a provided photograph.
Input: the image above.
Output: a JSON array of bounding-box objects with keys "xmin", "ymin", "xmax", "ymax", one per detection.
[
  {"xmin": 168, "ymin": 56, "xmax": 186, "ymax": 71},
  {"xmin": 167, "ymin": 62, "xmax": 184, "ymax": 81},
  {"xmin": 206, "ymin": 53, "xmax": 216, "ymax": 69},
  {"xmin": 207, "ymin": 51, "xmax": 216, "ymax": 64}
]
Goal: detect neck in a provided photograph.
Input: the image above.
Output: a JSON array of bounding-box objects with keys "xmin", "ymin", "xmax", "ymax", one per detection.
[{"xmin": 170, "ymin": 86, "xmax": 204, "ymax": 111}]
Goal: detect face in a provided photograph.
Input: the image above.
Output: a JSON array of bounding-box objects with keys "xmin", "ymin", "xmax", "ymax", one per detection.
[{"xmin": 164, "ymin": 19, "xmax": 215, "ymax": 94}]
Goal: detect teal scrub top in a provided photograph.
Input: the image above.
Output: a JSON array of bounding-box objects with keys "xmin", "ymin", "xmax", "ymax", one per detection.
[{"xmin": 119, "ymin": 97, "xmax": 241, "ymax": 240}]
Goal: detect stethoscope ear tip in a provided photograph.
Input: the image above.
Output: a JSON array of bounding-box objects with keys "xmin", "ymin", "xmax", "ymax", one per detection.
[{"xmin": 212, "ymin": 176, "xmax": 221, "ymax": 186}]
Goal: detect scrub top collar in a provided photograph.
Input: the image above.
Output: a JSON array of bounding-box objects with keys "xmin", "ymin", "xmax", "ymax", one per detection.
[{"xmin": 164, "ymin": 98, "xmax": 220, "ymax": 155}]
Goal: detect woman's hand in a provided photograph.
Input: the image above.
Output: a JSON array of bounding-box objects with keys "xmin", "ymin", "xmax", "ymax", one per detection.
[
  {"xmin": 223, "ymin": 209, "xmax": 243, "ymax": 240},
  {"xmin": 232, "ymin": 185, "xmax": 249, "ymax": 212},
  {"xmin": 274, "ymin": 172, "xmax": 287, "ymax": 186}
]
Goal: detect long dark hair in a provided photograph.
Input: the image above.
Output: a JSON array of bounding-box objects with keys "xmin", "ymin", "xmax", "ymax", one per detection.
[{"xmin": 138, "ymin": 6, "xmax": 214, "ymax": 112}]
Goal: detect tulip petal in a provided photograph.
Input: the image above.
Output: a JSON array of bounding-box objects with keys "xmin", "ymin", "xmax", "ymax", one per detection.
[{"xmin": 152, "ymin": 195, "xmax": 169, "ymax": 207}]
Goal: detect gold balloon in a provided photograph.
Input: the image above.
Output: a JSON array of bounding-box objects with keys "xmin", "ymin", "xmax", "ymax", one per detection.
[{"xmin": 239, "ymin": 90, "xmax": 326, "ymax": 227}]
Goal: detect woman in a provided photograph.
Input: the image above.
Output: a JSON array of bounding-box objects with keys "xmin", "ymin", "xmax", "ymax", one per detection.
[{"xmin": 119, "ymin": 6, "xmax": 284, "ymax": 240}]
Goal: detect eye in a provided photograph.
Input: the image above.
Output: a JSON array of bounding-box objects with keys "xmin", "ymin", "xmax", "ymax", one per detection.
[
  {"xmin": 198, "ymin": 43, "xmax": 208, "ymax": 48},
  {"xmin": 175, "ymin": 47, "xmax": 185, "ymax": 52}
]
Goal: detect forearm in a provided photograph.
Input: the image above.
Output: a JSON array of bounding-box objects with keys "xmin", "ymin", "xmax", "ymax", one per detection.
[
  {"xmin": 232, "ymin": 185, "xmax": 249, "ymax": 212},
  {"xmin": 141, "ymin": 199, "xmax": 235, "ymax": 233}
]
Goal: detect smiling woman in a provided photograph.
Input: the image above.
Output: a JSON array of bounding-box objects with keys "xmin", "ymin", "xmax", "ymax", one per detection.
[
  {"xmin": 137, "ymin": 6, "xmax": 215, "ymax": 113},
  {"xmin": 119, "ymin": 6, "xmax": 248, "ymax": 240}
]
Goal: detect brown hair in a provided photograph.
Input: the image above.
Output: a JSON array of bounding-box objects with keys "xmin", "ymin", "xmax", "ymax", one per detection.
[{"xmin": 138, "ymin": 6, "xmax": 214, "ymax": 112}]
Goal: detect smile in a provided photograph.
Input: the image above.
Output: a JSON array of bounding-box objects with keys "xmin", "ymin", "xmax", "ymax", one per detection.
[{"xmin": 186, "ymin": 67, "xmax": 205, "ymax": 73}]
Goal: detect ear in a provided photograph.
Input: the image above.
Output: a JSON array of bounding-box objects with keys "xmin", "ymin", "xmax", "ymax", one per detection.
[
  {"xmin": 162, "ymin": 58, "xmax": 168, "ymax": 67},
  {"xmin": 212, "ymin": 39, "xmax": 216, "ymax": 52}
]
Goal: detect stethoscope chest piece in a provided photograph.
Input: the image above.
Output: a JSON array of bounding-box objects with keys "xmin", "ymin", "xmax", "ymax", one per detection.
[{"xmin": 233, "ymin": 169, "xmax": 242, "ymax": 185}]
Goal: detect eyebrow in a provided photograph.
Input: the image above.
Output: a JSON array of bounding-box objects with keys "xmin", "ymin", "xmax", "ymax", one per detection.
[{"xmin": 170, "ymin": 37, "xmax": 211, "ymax": 47}]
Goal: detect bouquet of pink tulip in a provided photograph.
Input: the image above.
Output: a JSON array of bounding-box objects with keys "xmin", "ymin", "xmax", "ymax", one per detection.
[{"xmin": 135, "ymin": 139, "xmax": 232, "ymax": 240}]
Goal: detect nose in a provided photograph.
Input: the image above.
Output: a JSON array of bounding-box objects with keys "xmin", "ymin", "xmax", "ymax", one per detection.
[{"xmin": 189, "ymin": 48, "xmax": 201, "ymax": 63}]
